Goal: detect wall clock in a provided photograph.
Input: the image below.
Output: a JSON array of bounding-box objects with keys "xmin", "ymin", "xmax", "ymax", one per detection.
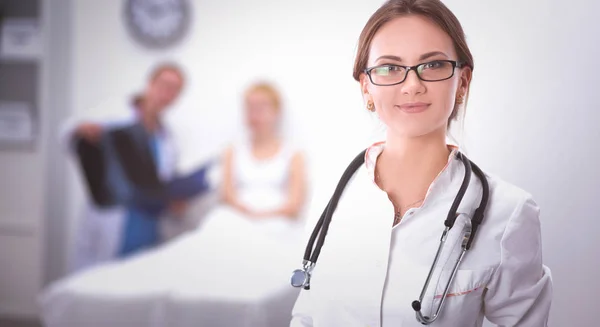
[{"xmin": 123, "ymin": 0, "xmax": 191, "ymax": 49}]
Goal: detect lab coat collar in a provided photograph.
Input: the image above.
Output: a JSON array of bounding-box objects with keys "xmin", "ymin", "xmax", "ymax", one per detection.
[{"xmin": 363, "ymin": 141, "xmax": 464, "ymax": 210}]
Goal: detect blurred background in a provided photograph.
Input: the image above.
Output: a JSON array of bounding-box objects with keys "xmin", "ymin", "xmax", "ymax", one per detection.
[{"xmin": 0, "ymin": 0, "xmax": 599, "ymax": 326}]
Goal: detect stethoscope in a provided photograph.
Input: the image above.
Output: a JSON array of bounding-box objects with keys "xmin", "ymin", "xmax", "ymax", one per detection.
[{"xmin": 290, "ymin": 148, "xmax": 490, "ymax": 325}]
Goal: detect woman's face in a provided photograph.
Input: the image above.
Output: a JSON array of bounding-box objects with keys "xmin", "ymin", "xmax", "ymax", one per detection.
[
  {"xmin": 360, "ymin": 15, "xmax": 471, "ymax": 139},
  {"xmin": 245, "ymin": 90, "xmax": 279, "ymax": 137}
]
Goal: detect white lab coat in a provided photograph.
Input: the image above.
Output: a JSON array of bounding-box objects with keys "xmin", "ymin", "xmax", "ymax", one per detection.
[
  {"xmin": 60, "ymin": 97, "xmax": 178, "ymax": 273},
  {"xmin": 290, "ymin": 144, "xmax": 553, "ymax": 327}
]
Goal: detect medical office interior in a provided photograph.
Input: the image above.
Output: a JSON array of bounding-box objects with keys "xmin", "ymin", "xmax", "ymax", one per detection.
[{"xmin": 0, "ymin": 0, "xmax": 598, "ymax": 326}]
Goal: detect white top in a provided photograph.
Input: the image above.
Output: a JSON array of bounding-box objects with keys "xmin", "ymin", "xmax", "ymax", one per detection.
[
  {"xmin": 232, "ymin": 139, "xmax": 296, "ymax": 213},
  {"xmin": 290, "ymin": 142, "xmax": 553, "ymax": 327},
  {"xmin": 199, "ymin": 138, "xmax": 303, "ymax": 244}
]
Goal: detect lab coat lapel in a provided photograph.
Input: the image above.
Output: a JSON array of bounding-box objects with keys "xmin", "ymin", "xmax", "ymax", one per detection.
[{"xmin": 326, "ymin": 164, "xmax": 394, "ymax": 325}]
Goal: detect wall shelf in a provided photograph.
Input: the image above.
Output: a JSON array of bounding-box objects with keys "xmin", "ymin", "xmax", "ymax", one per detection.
[{"xmin": 0, "ymin": 0, "xmax": 41, "ymax": 152}]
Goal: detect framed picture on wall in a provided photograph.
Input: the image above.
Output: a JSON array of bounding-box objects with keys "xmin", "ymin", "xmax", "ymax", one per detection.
[
  {"xmin": 0, "ymin": 101, "xmax": 36, "ymax": 149},
  {"xmin": 0, "ymin": 18, "xmax": 42, "ymax": 60}
]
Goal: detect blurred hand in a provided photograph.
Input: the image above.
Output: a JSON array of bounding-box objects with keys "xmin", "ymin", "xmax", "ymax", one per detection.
[
  {"xmin": 233, "ymin": 203, "xmax": 275, "ymax": 219},
  {"xmin": 247, "ymin": 210, "xmax": 275, "ymax": 220},
  {"xmin": 169, "ymin": 200, "xmax": 188, "ymax": 218},
  {"xmin": 75, "ymin": 123, "xmax": 103, "ymax": 143},
  {"xmin": 236, "ymin": 204, "xmax": 255, "ymax": 216}
]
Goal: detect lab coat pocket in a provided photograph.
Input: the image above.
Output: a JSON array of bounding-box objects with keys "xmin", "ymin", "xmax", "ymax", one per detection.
[{"xmin": 422, "ymin": 267, "xmax": 494, "ymax": 326}]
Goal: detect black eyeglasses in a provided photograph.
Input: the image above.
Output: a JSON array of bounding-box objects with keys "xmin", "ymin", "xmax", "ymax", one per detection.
[{"xmin": 364, "ymin": 60, "xmax": 465, "ymax": 86}]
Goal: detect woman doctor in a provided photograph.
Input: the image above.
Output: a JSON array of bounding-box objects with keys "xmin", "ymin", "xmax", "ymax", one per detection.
[{"xmin": 290, "ymin": 0, "xmax": 553, "ymax": 326}]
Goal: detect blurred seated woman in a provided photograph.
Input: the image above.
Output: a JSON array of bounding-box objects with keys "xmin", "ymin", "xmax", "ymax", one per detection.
[
  {"xmin": 198, "ymin": 81, "xmax": 307, "ymax": 243},
  {"xmin": 38, "ymin": 81, "xmax": 309, "ymax": 327}
]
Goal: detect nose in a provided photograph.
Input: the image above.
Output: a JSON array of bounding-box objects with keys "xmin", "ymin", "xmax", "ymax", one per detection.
[{"xmin": 400, "ymin": 68, "xmax": 425, "ymax": 95}]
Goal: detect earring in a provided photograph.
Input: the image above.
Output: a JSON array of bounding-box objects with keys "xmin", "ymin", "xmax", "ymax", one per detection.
[{"xmin": 366, "ymin": 101, "xmax": 375, "ymax": 112}]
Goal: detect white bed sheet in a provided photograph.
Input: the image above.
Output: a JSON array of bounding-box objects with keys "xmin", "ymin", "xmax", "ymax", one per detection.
[{"xmin": 39, "ymin": 217, "xmax": 305, "ymax": 327}]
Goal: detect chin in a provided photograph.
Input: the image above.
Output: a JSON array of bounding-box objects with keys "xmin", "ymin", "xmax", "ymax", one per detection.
[{"xmin": 388, "ymin": 123, "xmax": 445, "ymax": 140}]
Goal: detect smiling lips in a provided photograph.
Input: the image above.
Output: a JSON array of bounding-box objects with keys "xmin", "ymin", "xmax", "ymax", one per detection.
[{"xmin": 396, "ymin": 102, "xmax": 431, "ymax": 113}]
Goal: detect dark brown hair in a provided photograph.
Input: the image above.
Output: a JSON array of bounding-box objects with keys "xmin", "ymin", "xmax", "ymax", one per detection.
[
  {"xmin": 133, "ymin": 62, "xmax": 185, "ymax": 109},
  {"xmin": 149, "ymin": 62, "xmax": 186, "ymax": 84},
  {"xmin": 353, "ymin": 0, "xmax": 474, "ymax": 121}
]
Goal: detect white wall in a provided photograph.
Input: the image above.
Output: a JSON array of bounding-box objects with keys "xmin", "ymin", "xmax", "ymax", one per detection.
[
  {"xmin": 48, "ymin": 0, "xmax": 600, "ymax": 326},
  {"xmin": 457, "ymin": 1, "xmax": 600, "ymax": 325},
  {"xmin": 43, "ymin": 0, "xmax": 73, "ymax": 289}
]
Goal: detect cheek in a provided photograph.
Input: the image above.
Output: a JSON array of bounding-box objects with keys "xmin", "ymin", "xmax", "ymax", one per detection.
[
  {"xmin": 369, "ymin": 86, "xmax": 396, "ymax": 111},
  {"xmin": 370, "ymin": 87, "xmax": 400, "ymax": 126},
  {"xmin": 156, "ymin": 90, "xmax": 173, "ymax": 102},
  {"xmin": 432, "ymin": 89, "xmax": 456, "ymax": 117},
  {"xmin": 167, "ymin": 88, "xmax": 181, "ymax": 99},
  {"xmin": 246, "ymin": 111, "xmax": 260, "ymax": 124},
  {"xmin": 257, "ymin": 113, "xmax": 277, "ymax": 128},
  {"xmin": 246, "ymin": 108, "xmax": 268, "ymax": 125}
]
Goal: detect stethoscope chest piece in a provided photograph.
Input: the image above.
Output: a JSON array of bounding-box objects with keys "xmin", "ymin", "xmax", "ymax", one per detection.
[
  {"xmin": 291, "ymin": 269, "xmax": 309, "ymax": 288},
  {"xmin": 291, "ymin": 261, "xmax": 315, "ymax": 289}
]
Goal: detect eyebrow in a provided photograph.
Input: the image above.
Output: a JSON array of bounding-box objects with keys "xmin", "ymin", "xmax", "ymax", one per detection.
[{"xmin": 375, "ymin": 51, "xmax": 450, "ymax": 63}]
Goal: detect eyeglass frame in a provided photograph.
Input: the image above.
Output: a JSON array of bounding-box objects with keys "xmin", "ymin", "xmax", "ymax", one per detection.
[{"xmin": 363, "ymin": 60, "xmax": 466, "ymax": 86}]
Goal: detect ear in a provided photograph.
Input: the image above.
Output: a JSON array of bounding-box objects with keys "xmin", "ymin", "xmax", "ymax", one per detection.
[
  {"xmin": 457, "ymin": 66, "xmax": 472, "ymax": 97},
  {"xmin": 359, "ymin": 73, "xmax": 372, "ymax": 104}
]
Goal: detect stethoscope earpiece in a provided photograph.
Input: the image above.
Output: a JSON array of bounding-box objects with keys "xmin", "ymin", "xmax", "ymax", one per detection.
[{"xmin": 411, "ymin": 300, "xmax": 421, "ymax": 311}]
